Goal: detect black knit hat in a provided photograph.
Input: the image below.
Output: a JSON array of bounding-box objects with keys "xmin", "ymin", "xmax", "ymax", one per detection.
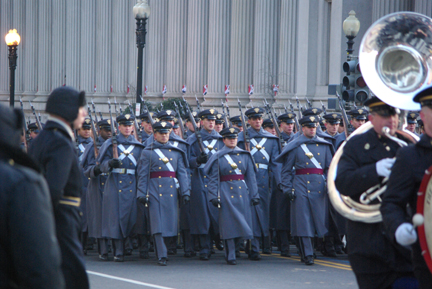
[{"xmin": 45, "ymin": 86, "xmax": 86, "ymax": 122}]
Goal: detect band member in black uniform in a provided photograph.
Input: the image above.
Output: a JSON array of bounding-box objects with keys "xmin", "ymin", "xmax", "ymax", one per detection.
[
  {"xmin": 0, "ymin": 104, "xmax": 65, "ymax": 289},
  {"xmin": 381, "ymin": 87, "xmax": 432, "ymax": 289},
  {"xmin": 335, "ymin": 97, "xmax": 416, "ymax": 289},
  {"xmin": 28, "ymin": 86, "xmax": 90, "ymax": 289}
]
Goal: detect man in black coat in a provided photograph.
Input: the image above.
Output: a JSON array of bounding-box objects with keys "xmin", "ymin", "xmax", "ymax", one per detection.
[
  {"xmin": 335, "ymin": 97, "xmax": 416, "ymax": 289},
  {"xmin": 28, "ymin": 86, "xmax": 90, "ymax": 289},
  {"xmin": 0, "ymin": 104, "xmax": 65, "ymax": 289},
  {"xmin": 381, "ymin": 87, "xmax": 432, "ymax": 289}
]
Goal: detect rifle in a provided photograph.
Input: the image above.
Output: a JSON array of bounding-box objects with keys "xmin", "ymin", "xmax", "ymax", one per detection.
[
  {"xmin": 336, "ymin": 91, "xmax": 352, "ymax": 137},
  {"xmin": 295, "ymin": 96, "xmax": 303, "ymax": 119},
  {"xmin": 220, "ymin": 100, "xmax": 230, "ymax": 129},
  {"xmin": 225, "ymin": 102, "xmax": 231, "ymax": 120},
  {"xmin": 264, "ymin": 99, "xmax": 285, "ymax": 148},
  {"xmin": 174, "ymin": 102, "xmax": 187, "ymax": 140},
  {"xmin": 127, "ymin": 100, "xmax": 142, "ymax": 142},
  {"xmin": 91, "ymin": 99, "xmax": 99, "ymax": 123},
  {"xmin": 283, "ymin": 104, "xmax": 289, "ymax": 114},
  {"xmin": 29, "ymin": 101, "xmax": 43, "ymax": 133},
  {"xmin": 142, "ymin": 103, "xmax": 155, "ymax": 125},
  {"xmin": 87, "ymin": 103, "xmax": 100, "ymax": 159},
  {"xmin": 19, "ymin": 97, "xmax": 29, "ymax": 150},
  {"xmin": 237, "ymin": 99, "xmax": 250, "ymax": 152},
  {"xmin": 107, "ymin": 99, "xmax": 119, "ymax": 159},
  {"xmin": 114, "ymin": 97, "xmax": 119, "ymax": 118},
  {"xmin": 305, "ymin": 97, "xmax": 313, "ymax": 108},
  {"xmin": 195, "ymin": 95, "xmax": 201, "ymax": 112},
  {"xmin": 182, "ymin": 96, "xmax": 206, "ymax": 152},
  {"xmin": 98, "ymin": 110, "xmax": 103, "ymax": 120},
  {"xmin": 289, "ymin": 100, "xmax": 300, "ymax": 133},
  {"xmin": 320, "ymin": 100, "xmax": 327, "ymax": 115}
]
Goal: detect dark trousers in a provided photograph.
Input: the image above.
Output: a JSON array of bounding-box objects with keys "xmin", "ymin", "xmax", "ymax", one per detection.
[
  {"xmin": 98, "ymin": 238, "xmax": 109, "ymax": 256},
  {"xmin": 154, "ymin": 233, "xmax": 167, "ymax": 259},
  {"xmin": 112, "ymin": 238, "xmax": 124, "ymax": 257},
  {"xmin": 198, "ymin": 234, "xmax": 211, "ymax": 255},
  {"xmin": 297, "ymin": 237, "xmax": 313, "ymax": 258},
  {"xmin": 277, "ymin": 230, "xmax": 290, "ymax": 253},
  {"xmin": 224, "ymin": 238, "xmax": 238, "ymax": 261},
  {"xmin": 138, "ymin": 234, "xmax": 150, "ymax": 253},
  {"xmin": 182, "ymin": 229, "xmax": 194, "ymax": 253}
]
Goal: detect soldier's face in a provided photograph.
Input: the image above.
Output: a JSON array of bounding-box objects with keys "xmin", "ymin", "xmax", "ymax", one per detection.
[
  {"xmin": 232, "ymin": 123, "xmax": 243, "ymax": 131},
  {"xmin": 100, "ymin": 128, "xmax": 112, "ymax": 140},
  {"xmin": 264, "ymin": 126, "xmax": 276, "ymax": 136},
  {"xmin": 73, "ymin": 107, "xmax": 88, "ymax": 129},
  {"xmin": 325, "ymin": 122, "xmax": 339, "ymax": 136},
  {"xmin": 154, "ymin": 131, "xmax": 170, "ymax": 144},
  {"xmin": 215, "ymin": 123, "xmax": 223, "ymax": 132},
  {"xmin": 369, "ymin": 113, "xmax": 399, "ymax": 136},
  {"xmin": 248, "ymin": 117, "xmax": 263, "ymax": 130},
  {"xmin": 173, "ymin": 127, "xmax": 181, "ymax": 136},
  {"xmin": 420, "ymin": 106, "xmax": 432, "ymax": 137},
  {"xmin": 201, "ymin": 118, "xmax": 215, "ymax": 132},
  {"xmin": 338, "ymin": 125, "xmax": 345, "ymax": 133},
  {"xmin": 141, "ymin": 120, "xmax": 153, "ymax": 134},
  {"xmin": 78, "ymin": 127, "xmax": 92, "ymax": 138},
  {"xmin": 302, "ymin": 126, "xmax": 316, "ymax": 138},
  {"xmin": 351, "ymin": 118, "xmax": 365, "ymax": 129},
  {"xmin": 186, "ymin": 121, "xmax": 195, "ymax": 132},
  {"xmin": 406, "ymin": 123, "xmax": 416, "ymax": 133},
  {"xmin": 118, "ymin": 124, "xmax": 133, "ymax": 136},
  {"xmin": 281, "ymin": 122, "xmax": 294, "ymax": 134},
  {"xmin": 30, "ymin": 131, "xmax": 38, "ymax": 139},
  {"xmin": 223, "ymin": 137, "xmax": 237, "ymax": 149}
]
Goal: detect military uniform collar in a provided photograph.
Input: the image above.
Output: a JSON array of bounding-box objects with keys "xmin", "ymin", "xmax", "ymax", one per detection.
[{"xmin": 47, "ymin": 116, "xmax": 75, "ymax": 141}]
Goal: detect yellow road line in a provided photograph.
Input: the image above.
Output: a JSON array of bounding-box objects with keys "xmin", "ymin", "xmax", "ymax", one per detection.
[{"xmin": 267, "ymin": 253, "xmax": 352, "ymax": 271}]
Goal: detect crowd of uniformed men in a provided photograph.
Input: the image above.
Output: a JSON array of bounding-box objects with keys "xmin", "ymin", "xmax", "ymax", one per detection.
[{"xmin": 1, "ymin": 84, "xmax": 432, "ymax": 289}]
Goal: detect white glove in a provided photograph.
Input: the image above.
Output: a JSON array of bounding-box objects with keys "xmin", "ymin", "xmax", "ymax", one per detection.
[
  {"xmin": 395, "ymin": 223, "xmax": 417, "ymax": 246},
  {"xmin": 376, "ymin": 158, "xmax": 395, "ymax": 178}
]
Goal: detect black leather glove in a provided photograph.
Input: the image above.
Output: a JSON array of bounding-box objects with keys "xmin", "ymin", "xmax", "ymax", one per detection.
[
  {"xmin": 211, "ymin": 199, "xmax": 220, "ymax": 207},
  {"xmin": 251, "ymin": 198, "xmax": 260, "ymax": 206},
  {"xmin": 196, "ymin": 152, "xmax": 208, "ymax": 164},
  {"xmin": 108, "ymin": 158, "xmax": 121, "ymax": 168},
  {"xmin": 284, "ymin": 191, "xmax": 296, "ymax": 202},
  {"xmin": 182, "ymin": 195, "xmax": 190, "ymax": 205},
  {"xmin": 93, "ymin": 164, "xmax": 102, "ymax": 176},
  {"xmin": 138, "ymin": 196, "xmax": 149, "ymax": 205}
]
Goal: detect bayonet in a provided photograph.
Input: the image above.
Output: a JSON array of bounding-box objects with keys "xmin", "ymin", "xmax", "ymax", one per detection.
[{"xmin": 238, "ymin": 99, "xmax": 250, "ymax": 152}]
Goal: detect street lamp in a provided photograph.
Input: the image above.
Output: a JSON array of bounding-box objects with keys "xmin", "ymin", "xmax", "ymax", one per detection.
[
  {"xmin": 5, "ymin": 29, "xmax": 20, "ymax": 107},
  {"xmin": 342, "ymin": 10, "xmax": 360, "ymax": 56},
  {"xmin": 133, "ymin": 0, "xmax": 150, "ymax": 111}
]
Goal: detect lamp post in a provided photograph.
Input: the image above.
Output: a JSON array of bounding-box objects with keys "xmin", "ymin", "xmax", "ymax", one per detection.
[
  {"xmin": 5, "ymin": 29, "xmax": 20, "ymax": 108},
  {"xmin": 133, "ymin": 0, "xmax": 150, "ymax": 112},
  {"xmin": 342, "ymin": 10, "xmax": 360, "ymax": 57}
]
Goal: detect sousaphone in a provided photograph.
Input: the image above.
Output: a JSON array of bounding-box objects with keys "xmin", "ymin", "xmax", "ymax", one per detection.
[{"xmin": 328, "ymin": 12, "xmax": 430, "ymax": 223}]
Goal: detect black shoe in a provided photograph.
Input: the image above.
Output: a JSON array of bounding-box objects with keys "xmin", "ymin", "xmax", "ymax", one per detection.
[
  {"xmin": 227, "ymin": 260, "xmax": 237, "ymax": 265},
  {"xmin": 167, "ymin": 249, "xmax": 177, "ymax": 255},
  {"xmin": 200, "ymin": 253, "xmax": 210, "ymax": 261},
  {"xmin": 158, "ymin": 257, "xmax": 167, "ymax": 266},
  {"xmin": 216, "ymin": 241, "xmax": 224, "ymax": 251},
  {"xmin": 99, "ymin": 254, "xmax": 109, "ymax": 261},
  {"xmin": 114, "ymin": 255, "xmax": 124, "ymax": 262},
  {"xmin": 235, "ymin": 251, "xmax": 241, "ymax": 258},
  {"xmin": 335, "ymin": 247, "xmax": 345, "ymax": 255},
  {"xmin": 125, "ymin": 249, "xmax": 133, "ymax": 256},
  {"xmin": 304, "ymin": 255, "xmax": 314, "ymax": 265},
  {"xmin": 321, "ymin": 249, "xmax": 337, "ymax": 257},
  {"xmin": 248, "ymin": 252, "xmax": 262, "ymax": 261},
  {"xmin": 281, "ymin": 251, "xmax": 291, "ymax": 257},
  {"xmin": 184, "ymin": 251, "xmax": 196, "ymax": 258},
  {"xmin": 139, "ymin": 252, "xmax": 150, "ymax": 259},
  {"xmin": 262, "ymin": 248, "xmax": 272, "ymax": 254},
  {"xmin": 149, "ymin": 245, "xmax": 155, "ymax": 253}
]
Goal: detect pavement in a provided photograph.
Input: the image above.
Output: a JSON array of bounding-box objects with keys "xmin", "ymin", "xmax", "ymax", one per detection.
[{"xmin": 85, "ymin": 246, "xmax": 358, "ymax": 289}]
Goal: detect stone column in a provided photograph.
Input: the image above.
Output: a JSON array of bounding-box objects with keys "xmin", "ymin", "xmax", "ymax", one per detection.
[
  {"xmin": 185, "ymin": 0, "xmax": 209, "ymax": 107},
  {"xmin": 144, "ymin": 0, "xmax": 169, "ymax": 103},
  {"xmin": 275, "ymin": 0, "xmax": 298, "ymax": 105},
  {"xmin": 0, "ymin": 1, "xmax": 11, "ymax": 98},
  {"xmin": 51, "ymin": 0, "xmax": 66, "ymax": 91},
  {"xmin": 372, "ymin": 0, "xmax": 413, "ymax": 22},
  {"xmin": 66, "ymin": 0, "xmax": 80, "ymax": 90},
  {"xmin": 203, "ymin": 0, "xmax": 231, "ymax": 107},
  {"xmin": 80, "ymin": 0, "xmax": 96, "ymax": 95},
  {"xmin": 165, "ymin": 0, "xmax": 188, "ymax": 98},
  {"xmin": 414, "ymin": 0, "xmax": 432, "ymax": 17},
  {"xmin": 23, "ymin": 0, "xmax": 38, "ymax": 99},
  {"xmin": 228, "ymin": 0, "xmax": 255, "ymax": 107},
  {"xmin": 35, "ymin": 0, "xmax": 52, "ymax": 102},
  {"xmin": 94, "ymin": 0, "xmax": 112, "ymax": 98},
  {"xmin": 111, "ymin": 0, "xmax": 128, "ymax": 97},
  {"xmin": 248, "ymin": 0, "xmax": 281, "ymax": 107}
]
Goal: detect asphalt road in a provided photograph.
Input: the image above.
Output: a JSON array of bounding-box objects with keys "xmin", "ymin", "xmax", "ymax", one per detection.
[{"xmin": 85, "ymin": 246, "xmax": 358, "ymax": 289}]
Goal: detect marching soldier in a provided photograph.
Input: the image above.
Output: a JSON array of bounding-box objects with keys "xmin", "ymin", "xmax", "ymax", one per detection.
[
  {"xmin": 238, "ymin": 107, "xmax": 281, "ymax": 256},
  {"xmin": 380, "ymin": 87, "xmax": 432, "ymax": 289},
  {"xmin": 215, "ymin": 113, "xmax": 225, "ymax": 132},
  {"xmin": 418, "ymin": 119, "xmax": 424, "ymax": 135},
  {"xmin": 185, "ymin": 111, "xmax": 200, "ymax": 137},
  {"xmin": 137, "ymin": 121, "xmax": 191, "ymax": 266},
  {"xmin": 230, "ymin": 115, "xmax": 244, "ymax": 132},
  {"xmin": 204, "ymin": 127, "xmax": 260, "ymax": 265},
  {"xmin": 277, "ymin": 113, "xmax": 297, "ymax": 142},
  {"xmin": 81, "ymin": 119, "xmax": 112, "ymax": 261},
  {"xmin": 139, "ymin": 111, "xmax": 154, "ymax": 143},
  {"xmin": 335, "ymin": 108, "xmax": 368, "ymax": 149},
  {"xmin": 335, "ymin": 97, "xmax": 416, "ymax": 289},
  {"xmin": 187, "ymin": 109, "xmax": 224, "ymax": 260},
  {"xmin": 173, "ymin": 118, "xmax": 182, "ymax": 137},
  {"xmin": 262, "ymin": 119, "xmax": 276, "ymax": 135},
  {"xmin": 276, "ymin": 115, "xmax": 333, "ymax": 265},
  {"xmin": 406, "ymin": 112, "xmax": 420, "ymax": 136},
  {"xmin": 97, "ymin": 113, "xmax": 145, "ymax": 262},
  {"xmin": 77, "ymin": 118, "xmax": 94, "ymax": 254},
  {"xmin": 323, "ymin": 113, "xmax": 341, "ymax": 140},
  {"xmin": 28, "ymin": 86, "xmax": 89, "ymax": 288},
  {"xmin": 0, "ymin": 104, "xmax": 65, "ymax": 288}
]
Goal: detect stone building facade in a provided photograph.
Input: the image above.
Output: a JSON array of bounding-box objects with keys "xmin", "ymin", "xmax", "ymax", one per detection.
[{"xmin": 1, "ymin": 0, "xmax": 431, "ymax": 117}]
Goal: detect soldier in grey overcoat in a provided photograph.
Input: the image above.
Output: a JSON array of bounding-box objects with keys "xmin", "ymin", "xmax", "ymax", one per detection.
[
  {"xmin": 237, "ymin": 107, "xmax": 281, "ymax": 255},
  {"xmin": 81, "ymin": 119, "xmax": 111, "ymax": 261},
  {"xmin": 187, "ymin": 109, "xmax": 224, "ymax": 260},
  {"xmin": 97, "ymin": 113, "xmax": 145, "ymax": 262},
  {"xmin": 204, "ymin": 127, "xmax": 260, "ymax": 265},
  {"xmin": 137, "ymin": 121, "xmax": 190, "ymax": 266},
  {"xmin": 276, "ymin": 115, "xmax": 333, "ymax": 265}
]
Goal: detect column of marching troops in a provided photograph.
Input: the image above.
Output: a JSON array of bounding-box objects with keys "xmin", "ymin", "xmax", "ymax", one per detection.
[{"xmin": 2, "ymin": 85, "xmax": 432, "ymax": 289}]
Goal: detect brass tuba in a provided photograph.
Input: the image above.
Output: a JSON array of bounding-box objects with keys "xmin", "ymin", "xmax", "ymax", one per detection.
[{"xmin": 327, "ymin": 12, "xmax": 429, "ymax": 223}]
